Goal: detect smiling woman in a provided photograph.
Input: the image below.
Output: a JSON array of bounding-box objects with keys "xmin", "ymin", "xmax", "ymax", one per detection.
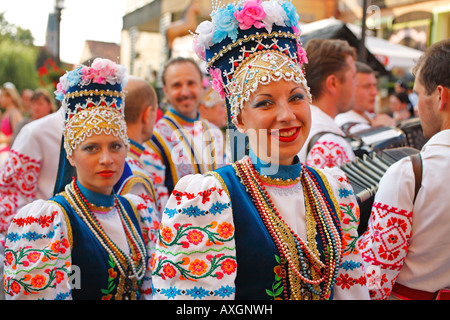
[
  {"xmin": 3, "ymin": 58, "xmax": 159, "ymax": 300},
  {"xmin": 151, "ymin": 0, "xmax": 370, "ymax": 301}
]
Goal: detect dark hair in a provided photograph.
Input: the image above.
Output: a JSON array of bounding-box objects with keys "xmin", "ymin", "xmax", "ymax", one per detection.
[
  {"xmin": 304, "ymin": 39, "xmax": 357, "ymax": 100},
  {"xmin": 355, "ymin": 61, "xmax": 374, "ymax": 74},
  {"xmin": 412, "ymin": 39, "xmax": 450, "ymax": 95},
  {"xmin": 393, "ymin": 91, "xmax": 410, "ymax": 105},
  {"xmin": 161, "ymin": 57, "xmax": 203, "ymax": 86},
  {"xmin": 392, "ymin": 91, "xmax": 414, "ymax": 116},
  {"xmin": 31, "ymin": 88, "xmax": 56, "ymax": 113}
]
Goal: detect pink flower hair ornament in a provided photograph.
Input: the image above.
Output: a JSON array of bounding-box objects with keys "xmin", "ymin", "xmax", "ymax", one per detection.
[{"xmin": 234, "ymin": 0, "xmax": 266, "ymax": 30}]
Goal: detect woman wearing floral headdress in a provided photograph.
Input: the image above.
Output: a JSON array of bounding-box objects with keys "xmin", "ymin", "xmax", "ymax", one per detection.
[
  {"xmin": 3, "ymin": 58, "xmax": 159, "ymax": 300},
  {"xmin": 151, "ymin": 0, "xmax": 369, "ymax": 300}
]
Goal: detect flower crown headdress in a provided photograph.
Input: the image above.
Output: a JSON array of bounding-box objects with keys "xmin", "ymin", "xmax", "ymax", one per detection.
[
  {"xmin": 55, "ymin": 58, "xmax": 129, "ymax": 157},
  {"xmin": 193, "ymin": 0, "xmax": 310, "ymax": 125}
]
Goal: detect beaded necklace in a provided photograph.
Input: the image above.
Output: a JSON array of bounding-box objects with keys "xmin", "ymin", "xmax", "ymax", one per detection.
[
  {"xmin": 233, "ymin": 156, "xmax": 343, "ymax": 300},
  {"xmin": 64, "ymin": 179, "xmax": 147, "ymax": 298}
]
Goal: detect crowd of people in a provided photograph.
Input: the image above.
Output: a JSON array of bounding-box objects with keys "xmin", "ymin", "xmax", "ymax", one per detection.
[{"xmin": 0, "ymin": 0, "xmax": 449, "ymax": 301}]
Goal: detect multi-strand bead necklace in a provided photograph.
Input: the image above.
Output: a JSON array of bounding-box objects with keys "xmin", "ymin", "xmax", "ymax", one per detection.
[
  {"xmin": 233, "ymin": 156, "xmax": 343, "ymax": 300},
  {"xmin": 65, "ymin": 179, "xmax": 147, "ymax": 297}
]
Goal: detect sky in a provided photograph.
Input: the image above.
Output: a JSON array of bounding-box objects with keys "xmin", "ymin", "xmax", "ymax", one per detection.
[{"xmin": 0, "ymin": 0, "xmax": 127, "ymax": 64}]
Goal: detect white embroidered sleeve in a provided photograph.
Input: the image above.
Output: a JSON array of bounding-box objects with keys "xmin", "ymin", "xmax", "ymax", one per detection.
[
  {"xmin": 322, "ymin": 167, "xmax": 370, "ymax": 300},
  {"xmin": 306, "ymin": 134, "xmax": 356, "ymax": 169},
  {"xmin": 357, "ymin": 158, "xmax": 414, "ymax": 300},
  {"xmin": 0, "ymin": 149, "xmax": 41, "ymax": 235},
  {"xmin": 4, "ymin": 200, "xmax": 73, "ymax": 300},
  {"xmin": 152, "ymin": 174, "xmax": 236, "ymax": 300}
]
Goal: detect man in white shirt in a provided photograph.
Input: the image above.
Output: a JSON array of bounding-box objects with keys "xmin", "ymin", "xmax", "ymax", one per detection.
[
  {"xmin": 358, "ymin": 39, "xmax": 450, "ymax": 300},
  {"xmin": 0, "ymin": 107, "xmax": 64, "ymax": 237},
  {"xmin": 298, "ymin": 39, "xmax": 357, "ymax": 168},
  {"xmin": 143, "ymin": 57, "xmax": 226, "ymax": 209},
  {"xmin": 335, "ymin": 62, "xmax": 395, "ymax": 135}
]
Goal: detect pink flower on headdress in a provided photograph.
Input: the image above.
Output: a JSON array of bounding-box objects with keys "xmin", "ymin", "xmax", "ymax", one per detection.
[
  {"xmin": 234, "ymin": 0, "xmax": 266, "ymax": 30},
  {"xmin": 91, "ymin": 58, "xmax": 117, "ymax": 85},
  {"xmin": 192, "ymin": 36, "xmax": 206, "ymax": 61},
  {"xmin": 81, "ymin": 66, "xmax": 94, "ymax": 83},
  {"xmin": 297, "ymin": 42, "xmax": 308, "ymax": 64},
  {"xmin": 210, "ymin": 68, "xmax": 226, "ymax": 99},
  {"xmin": 292, "ymin": 25, "xmax": 302, "ymax": 37}
]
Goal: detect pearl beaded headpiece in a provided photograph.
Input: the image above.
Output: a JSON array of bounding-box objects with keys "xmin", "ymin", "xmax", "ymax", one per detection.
[
  {"xmin": 193, "ymin": 0, "xmax": 310, "ymax": 125},
  {"xmin": 55, "ymin": 58, "xmax": 129, "ymax": 157}
]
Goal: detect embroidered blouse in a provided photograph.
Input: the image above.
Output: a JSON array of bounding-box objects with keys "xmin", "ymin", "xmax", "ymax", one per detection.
[
  {"xmin": 0, "ymin": 108, "xmax": 64, "ymax": 236},
  {"xmin": 142, "ymin": 108, "xmax": 227, "ymax": 212},
  {"xmin": 358, "ymin": 130, "xmax": 450, "ymax": 299},
  {"xmin": 4, "ymin": 180, "xmax": 159, "ymax": 300},
  {"xmin": 298, "ymin": 105, "xmax": 356, "ymax": 169},
  {"xmin": 151, "ymin": 152, "xmax": 369, "ymax": 300}
]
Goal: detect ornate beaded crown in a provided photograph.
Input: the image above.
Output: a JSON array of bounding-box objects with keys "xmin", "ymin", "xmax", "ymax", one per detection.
[
  {"xmin": 55, "ymin": 58, "xmax": 129, "ymax": 156},
  {"xmin": 193, "ymin": 0, "xmax": 311, "ymax": 125}
]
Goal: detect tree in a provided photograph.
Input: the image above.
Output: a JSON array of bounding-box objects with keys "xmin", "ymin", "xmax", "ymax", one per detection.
[
  {"xmin": 0, "ymin": 12, "xmax": 34, "ymax": 46},
  {"xmin": 0, "ymin": 40, "xmax": 40, "ymax": 92},
  {"xmin": 0, "ymin": 12, "xmax": 39, "ymax": 92}
]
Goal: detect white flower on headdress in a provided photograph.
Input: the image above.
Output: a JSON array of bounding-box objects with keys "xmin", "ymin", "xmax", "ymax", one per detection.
[
  {"xmin": 115, "ymin": 64, "xmax": 128, "ymax": 87},
  {"xmin": 261, "ymin": 0, "xmax": 287, "ymax": 33},
  {"xmin": 196, "ymin": 20, "xmax": 215, "ymax": 50}
]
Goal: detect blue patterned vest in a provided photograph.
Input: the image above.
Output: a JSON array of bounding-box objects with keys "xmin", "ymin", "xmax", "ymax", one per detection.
[
  {"xmin": 214, "ymin": 154, "xmax": 341, "ymax": 300},
  {"xmin": 51, "ymin": 182, "xmax": 145, "ymax": 300}
]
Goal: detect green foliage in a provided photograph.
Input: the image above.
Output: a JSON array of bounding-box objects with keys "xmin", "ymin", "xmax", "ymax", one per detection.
[
  {"xmin": 0, "ymin": 12, "xmax": 34, "ymax": 46},
  {"xmin": 0, "ymin": 12, "xmax": 52, "ymax": 92},
  {"xmin": 0, "ymin": 40, "xmax": 40, "ymax": 92}
]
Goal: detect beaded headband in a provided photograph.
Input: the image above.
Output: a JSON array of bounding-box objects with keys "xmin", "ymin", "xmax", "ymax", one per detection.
[
  {"xmin": 193, "ymin": 0, "xmax": 310, "ymax": 125},
  {"xmin": 55, "ymin": 58, "xmax": 129, "ymax": 157}
]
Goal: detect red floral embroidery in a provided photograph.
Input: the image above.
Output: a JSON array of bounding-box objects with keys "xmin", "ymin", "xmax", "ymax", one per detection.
[
  {"xmin": 307, "ymin": 140, "xmax": 351, "ymax": 169},
  {"xmin": 172, "ymin": 187, "xmax": 224, "ymax": 205}
]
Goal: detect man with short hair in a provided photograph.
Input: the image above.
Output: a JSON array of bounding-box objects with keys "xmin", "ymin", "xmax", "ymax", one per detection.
[
  {"xmin": 143, "ymin": 57, "xmax": 226, "ymax": 208},
  {"xmin": 335, "ymin": 61, "xmax": 395, "ymax": 134},
  {"xmin": 116, "ymin": 76, "xmax": 162, "ymax": 220},
  {"xmin": 358, "ymin": 39, "xmax": 450, "ymax": 300},
  {"xmin": 298, "ymin": 39, "xmax": 358, "ymax": 168}
]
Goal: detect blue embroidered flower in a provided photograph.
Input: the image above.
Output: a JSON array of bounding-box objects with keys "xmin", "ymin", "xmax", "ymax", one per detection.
[
  {"xmin": 282, "ymin": 1, "xmax": 299, "ymax": 28},
  {"xmin": 209, "ymin": 201, "xmax": 229, "ymax": 215},
  {"xmin": 22, "ymin": 231, "xmax": 44, "ymax": 242},
  {"xmin": 339, "ymin": 188, "xmax": 353, "ymax": 199},
  {"xmin": 340, "ymin": 260, "xmax": 362, "ymax": 271},
  {"xmin": 161, "ymin": 286, "xmax": 182, "ymax": 299},
  {"xmin": 212, "ymin": 3, "xmax": 239, "ymax": 43},
  {"xmin": 46, "ymin": 228, "xmax": 56, "ymax": 239},
  {"xmin": 55, "ymin": 292, "xmax": 71, "ymax": 300},
  {"xmin": 6, "ymin": 232, "xmax": 21, "ymax": 243},
  {"xmin": 186, "ymin": 286, "xmax": 209, "ymax": 299},
  {"xmin": 214, "ymin": 285, "xmax": 235, "ymax": 298},
  {"xmin": 182, "ymin": 205, "xmax": 206, "ymax": 218},
  {"xmin": 164, "ymin": 207, "xmax": 178, "ymax": 219}
]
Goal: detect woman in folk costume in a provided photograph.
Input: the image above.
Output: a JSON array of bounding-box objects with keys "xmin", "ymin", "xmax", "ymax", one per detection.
[
  {"xmin": 3, "ymin": 58, "xmax": 159, "ymax": 300},
  {"xmin": 151, "ymin": 0, "xmax": 369, "ymax": 300}
]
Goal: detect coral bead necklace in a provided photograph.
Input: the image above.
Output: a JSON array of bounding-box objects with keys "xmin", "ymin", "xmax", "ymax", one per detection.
[
  {"xmin": 65, "ymin": 179, "xmax": 147, "ymax": 291},
  {"xmin": 233, "ymin": 156, "xmax": 343, "ymax": 300}
]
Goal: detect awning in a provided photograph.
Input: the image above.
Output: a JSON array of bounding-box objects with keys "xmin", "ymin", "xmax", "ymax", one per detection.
[{"xmin": 300, "ymin": 18, "xmax": 424, "ymax": 71}]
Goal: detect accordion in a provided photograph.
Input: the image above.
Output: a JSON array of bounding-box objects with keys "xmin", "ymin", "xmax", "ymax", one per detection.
[{"xmin": 340, "ymin": 147, "xmax": 420, "ymax": 235}]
